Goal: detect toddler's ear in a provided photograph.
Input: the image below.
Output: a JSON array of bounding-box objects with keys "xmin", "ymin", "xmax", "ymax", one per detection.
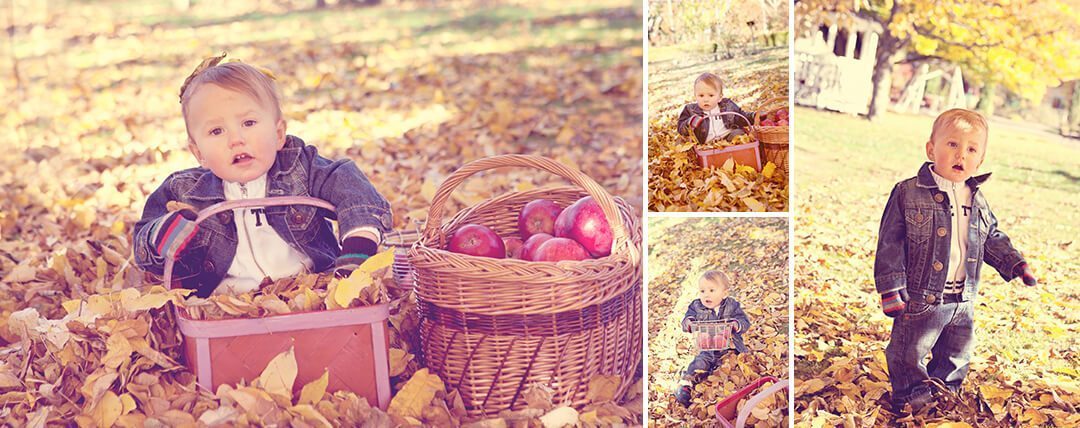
[
  {"xmin": 276, "ymin": 118, "xmax": 287, "ymax": 149},
  {"xmin": 924, "ymin": 140, "xmax": 934, "ymax": 161},
  {"xmin": 187, "ymin": 138, "xmax": 204, "ymax": 165}
]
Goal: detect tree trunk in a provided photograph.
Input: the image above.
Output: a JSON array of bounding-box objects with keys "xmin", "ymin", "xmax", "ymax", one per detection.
[
  {"xmin": 867, "ymin": 34, "xmax": 899, "ymax": 120},
  {"xmin": 666, "ymin": 0, "xmax": 676, "ymax": 36},
  {"xmin": 977, "ymin": 81, "xmax": 996, "ymax": 117},
  {"xmin": 1067, "ymin": 80, "xmax": 1079, "ymax": 136}
]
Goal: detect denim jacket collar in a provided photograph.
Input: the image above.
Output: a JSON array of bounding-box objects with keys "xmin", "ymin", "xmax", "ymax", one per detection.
[
  {"xmin": 915, "ymin": 162, "xmax": 992, "ymax": 192},
  {"xmin": 179, "ymin": 135, "xmax": 307, "ymax": 203}
]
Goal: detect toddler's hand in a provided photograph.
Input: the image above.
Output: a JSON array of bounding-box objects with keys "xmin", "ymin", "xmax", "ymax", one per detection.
[
  {"xmin": 681, "ymin": 317, "xmax": 694, "ymax": 332},
  {"xmin": 334, "ymin": 236, "xmax": 378, "ymax": 278},
  {"xmin": 880, "ymin": 289, "xmax": 908, "ymax": 318},
  {"xmin": 688, "ymin": 114, "xmax": 707, "ymax": 129},
  {"xmin": 151, "ymin": 209, "xmax": 199, "ymax": 260},
  {"xmin": 1014, "ymin": 263, "xmax": 1037, "ymax": 286}
]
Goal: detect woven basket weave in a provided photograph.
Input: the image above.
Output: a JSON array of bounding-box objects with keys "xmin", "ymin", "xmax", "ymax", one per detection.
[
  {"xmin": 752, "ymin": 97, "xmax": 789, "ymax": 174},
  {"xmin": 408, "ymin": 155, "xmax": 642, "ymax": 417}
]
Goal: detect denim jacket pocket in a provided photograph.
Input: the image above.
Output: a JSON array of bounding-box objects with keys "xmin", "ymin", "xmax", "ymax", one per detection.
[
  {"xmin": 904, "ymin": 207, "xmax": 932, "ymax": 245},
  {"xmin": 284, "ymin": 206, "xmax": 319, "ymax": 242}
]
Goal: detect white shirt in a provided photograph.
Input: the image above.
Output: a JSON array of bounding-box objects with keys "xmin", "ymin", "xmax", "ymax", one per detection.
[
  {"xmin": 930, "ymin": 167, "xmax": 972, "ymax": 292},
  {"xmin": 216, "ymin": 174, "xmax": 313, "ymax": 295},
  {"xmin": 705, "ymin": 106, "xmax": 733, "ymax": 143}
]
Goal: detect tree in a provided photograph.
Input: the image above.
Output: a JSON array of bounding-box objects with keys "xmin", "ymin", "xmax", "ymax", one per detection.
[{"xmin": 797, "ymin": 0, "xmax": 1080, "ymax": 120}]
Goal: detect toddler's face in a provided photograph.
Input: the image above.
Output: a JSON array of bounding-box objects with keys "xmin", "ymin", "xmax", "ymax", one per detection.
[
  {"xmin": 694, "ymin": 81, "xmax": 721, "ymax": 111},
  {"xmin": 925, "ymin": 122, "xmax": 986, "ymax": 183},
  {"xmin": 698, "ymin": 277, "xmax": 729, "ymax": 309},
  {"xmin": 186, "ymin": 84, "xmax": 286, "ymax": 184}
]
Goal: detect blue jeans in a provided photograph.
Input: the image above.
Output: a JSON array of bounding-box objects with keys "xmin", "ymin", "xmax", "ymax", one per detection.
[
  {"xmin": 682, "ymin": 349, "xmax": 736, "ymax": 382},
  {"xmin": 885, "ymin": 296, "xmax": 974, "ymax": 405}
]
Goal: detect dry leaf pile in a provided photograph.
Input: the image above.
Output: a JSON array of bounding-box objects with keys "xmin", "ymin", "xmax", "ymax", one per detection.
[
  {"xmin": 646, "ymin": 218, "xmax": 790, "ymax": 427},
  {"xmin": 177, "ymin": 252, "xmax": 394, "ymax": 321},
  {"xmin": 0, "ymin": 0, "xmax": 644, "ymax": 425},
  {"xmin": 647, "ymin": 64, "xmax": 789, "ymax": 212}
]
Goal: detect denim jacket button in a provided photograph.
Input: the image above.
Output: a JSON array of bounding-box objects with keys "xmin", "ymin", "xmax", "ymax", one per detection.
[
  {"xmin": 926, "ymin": 294, "xmax": 937, "ymax": 304},
  {"xmin": 936, "ymin": 227, "xmax": 947, "ymax": 237},
  {"xmin": 933, "ymin": 261, "xmax": 944, "ymax": 271},
  {"xmin": 915, "ymin": 213, "xmax": 924, "ymax": 222},
  {"xmin": 217, "ymin": 211, "xmax": 233, "ymax": 225},
  {"xmin": 934, "ymin": 193, "xmax": 945, "ymax": 203},
  {"xmin": 291, "ymin": 212, "xmax": 304, "ymax": 225}
]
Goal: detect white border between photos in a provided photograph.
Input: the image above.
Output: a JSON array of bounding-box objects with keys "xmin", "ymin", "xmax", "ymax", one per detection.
[{"xmin": 639, "ymin": 1, "xmax": 799, "ymax": 426}]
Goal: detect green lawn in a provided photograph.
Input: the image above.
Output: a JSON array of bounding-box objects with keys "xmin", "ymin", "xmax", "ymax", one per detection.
[{"xmin": 793, "ymin": 107, "xmax": 1079, "ymax": 426}]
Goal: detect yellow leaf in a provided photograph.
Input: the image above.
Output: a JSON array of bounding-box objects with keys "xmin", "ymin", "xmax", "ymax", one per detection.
[
  {"xmin": 585, "ymin": 374, "xmax": 621, "ymax": 403},
  {"xmin": 742, "ymin": 197, "xmax": 766, "ymax": 212},
  {"xmin": 928, "ymin": 423, "xmax": 973, "ymax": 428},
  {"xmin": 256, "ymin": 347, "xmax": 298, "ymax": 399},
  {"xmin": 290, "ymin": 404, "xmax": 333, "ymax": 428},
  {"xmin": 298, "ymin": 369, "xmax": 329, "ymax": 405},
  {"xmin": 101, "ymin": 333, "xmax": 133, "ymax": 369},
  {"xmin": 356, "ymin": 250, "xmax": 394, "ymax": 274},
  {"xmin": 539, "ymin": 406, "xmax": 579, "ymax": 428},
  {"xmin": 721, "ymin": 157, "xmax": 735, "ymax": 174},
  {"xmin": 389, "ymin": 348, "xmax": 412, "ymax": 377},
  {"xmin": 388, "ymin": 368, "xmax": 444, "ymax": 420},
  {"xmin": 762, "ymin": 162, "xmax": 776, "ymax": 179},
  {"xmin": 333, "ymin": 273, "xmax": 371, "ymax": 308},
  {"xmin": 980, "ymin": 384, "xmax": 1013, "ymax": 400},
  {"xmin": 92, "ymin": 391, "xmax": 122, "ymax": 428},
  {"xmin": 119, "ymin": 393, "xmax": 137, "ymax": 414}
]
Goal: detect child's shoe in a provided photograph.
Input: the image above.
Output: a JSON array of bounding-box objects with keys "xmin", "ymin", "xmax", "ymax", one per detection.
[{"xmin": 673, "ymin": 384, "xmax": 692, "ymax": 407}]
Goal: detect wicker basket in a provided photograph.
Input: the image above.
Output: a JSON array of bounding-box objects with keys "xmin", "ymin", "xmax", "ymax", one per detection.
[
  {"xmin": 752, "ymin": 97, "xmax": 789, "ymax": 174},
  {"xmin": 162, "ymin": 197, "xmax": 392, "ymax": 409},
  {"xmin": 408, "ymin": 155, "xmax": 642, "ymax": 417}
]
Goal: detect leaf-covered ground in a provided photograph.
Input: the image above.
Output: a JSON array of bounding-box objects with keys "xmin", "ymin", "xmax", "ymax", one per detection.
[
  {"xmin": 646, "ymin": 217, "xmax": 790, "ymax": 426},
  {"xmin": 647, "ymin": 45, "xmax": 789, "ymax": 212},
  {"xmin": 0, "ymin": 1, "xmax": 643, "ymax": 425},
  {"xmin": 792, "ymin": 108, "xmax": 1080, "ymax": 427}
]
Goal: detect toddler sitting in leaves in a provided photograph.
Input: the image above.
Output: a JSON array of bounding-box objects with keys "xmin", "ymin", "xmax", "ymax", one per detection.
[
  {"xmin": 133, "ymin": 53, "xmax": 392, "ymax": 298},
  {"xmin": 673, "ymin": 269, "xmax": 751, "ymax": 407},
  {"xmin": 676, "ymin": 72, "xmax": 757, "ymax": 146}
]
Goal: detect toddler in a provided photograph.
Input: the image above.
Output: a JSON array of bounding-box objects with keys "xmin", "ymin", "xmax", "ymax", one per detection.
[
  {"xmin": 672, "ymin": 270, "xmax": 751, "ymax": 407},
  {"xmin": 676, "ymin": 72, "xmax": 757, "ymax": 145},
  {"xmin": 874, "ymin": 108, "xmax": 1037, "ymax": 411},
  {"xmin": 133, "ymin": 54, "xmax": 392, "ymax": 297}
]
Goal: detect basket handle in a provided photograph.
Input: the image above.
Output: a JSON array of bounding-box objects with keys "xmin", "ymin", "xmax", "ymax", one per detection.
[
  {"xmin": 710, "ymin": 111, "xmax": 753, "ymax": 129},
  {"xmin": 422, "ymin": 155, "xmax": 628, "ymax": 249},
  {"xmin": 163, "ymin": 196, "xmax": 336, "ymax": 290},
  {"xmin": 752, "ymin": 97, "xmax": 788, "ymax": 127},
  {"xmin": 734, "ymin": 378, "xmax": 789, "ymax": 428}
]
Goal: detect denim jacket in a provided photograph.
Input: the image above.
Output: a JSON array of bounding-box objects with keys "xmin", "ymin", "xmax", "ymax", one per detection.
[
  {"xmin": 681, "ymin": 297, "xmax": 751, "ymax": 353},
  {"xmin": 133, "ymin": 135, "xmax": 392, "ymax": 297},
  {"xmin": 676, "ymin": 99, "xmax": 757, "ymax": 144},
  {"xmin": 874, "ymin": 163, "xmax": 1025, "ymax": 305}
]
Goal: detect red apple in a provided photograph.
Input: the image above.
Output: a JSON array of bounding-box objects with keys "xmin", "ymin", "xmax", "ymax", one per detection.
[
  {"xmin": 518, "ymin": 199, "xmax": 563, "ymax": 240},
  {"xmin": 447, "ymin": 224, "xmax": 505, "ymax": 259},
  {"xmin": 553, "ymin": 196, "xmax": 613, "ymax": 258},
  {"xmin": 761, "ymin": 119, "xmax": 776, "ymax": 126},
  {"xmin": 532, "ymin": 237, "xmax": 590, "ymax": 262},
  {"xmin": 777, "ymin": 119, "xmax": 788, "ymax": 126},
  {"xmin": 504, "ymin": 237, "xmax": 523, "ymax": 259},
  {"xmin": 519, "ymin": 233, "xmax": 554, "ymax": 261},
  {"xmin": 776, "ymin": 108, "xmax": 788, "ymax": 120}
]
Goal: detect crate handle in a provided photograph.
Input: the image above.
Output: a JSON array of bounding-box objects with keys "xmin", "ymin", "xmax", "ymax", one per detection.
[
  {"xmin": 734, "ymin": 378, "xmax": 789, "ymax": 428},
  {"xmin": 422, "ymin": 155, "xmax": 630, "ymax": 251},
  {"xmin": 163, "ymin": 196, "xmax": 336, "ymax": 291}
]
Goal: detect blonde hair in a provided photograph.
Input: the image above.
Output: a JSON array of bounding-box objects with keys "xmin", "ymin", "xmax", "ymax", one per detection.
[
  {"xmin": 930, "ymin": 108, "xmax": 988, "ymax": 143},
  {"xmin": 700, "ymin": 269, "xmax": 732, "ymax": 289},
  {"xmin": 179, "ymin": 60, "xmax": 282, "ymax": 137},
  {"xmin": 695, "ymin": 72, "xmax": 724, "ymax": 92}
]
